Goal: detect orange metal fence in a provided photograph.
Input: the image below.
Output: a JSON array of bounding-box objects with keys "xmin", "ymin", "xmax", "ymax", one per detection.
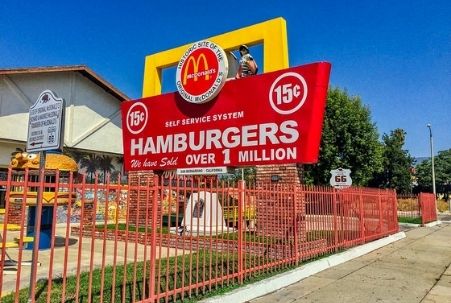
[
  {"xmin": 0, "ymin": 169, "xmax": 399, "ymax": 302},
  {"xmin": 418, "ymin": 193, "xmax": 437, "ymax": 225},
  {"xmin": 397, "ymin": 194, "xmax": 437, "ymax": 224}
]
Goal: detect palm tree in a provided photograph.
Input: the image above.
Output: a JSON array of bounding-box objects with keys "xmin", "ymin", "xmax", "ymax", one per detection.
[
  {"xmin": 79, "ymin": 154, "xmax": 100, "ymax": 183},
  {"xmin": 98, "ymin": 155, "xmax": 115, "ymax": 183}
]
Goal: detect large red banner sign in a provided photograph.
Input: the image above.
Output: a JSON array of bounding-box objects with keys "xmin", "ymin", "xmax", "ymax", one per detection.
[{"xmin": 121, "ymin": 62, "xmax": 331, "ymax": 171}]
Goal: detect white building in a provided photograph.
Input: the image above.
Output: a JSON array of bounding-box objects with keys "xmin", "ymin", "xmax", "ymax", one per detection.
[{"xmin": 0, "ymin": 65, "xmax": 128, "ymax": 170}]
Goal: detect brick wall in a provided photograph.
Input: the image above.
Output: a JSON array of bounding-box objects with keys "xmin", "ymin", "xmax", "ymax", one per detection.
[
  {"xmin": 255, "ymin": 164, "xmax": 303, "ymax": 186},
  {"xmin": 127, "ymin": 171, "xmax": 160, "ymax": 227},
  {"xmin": 5, "ymin": 203, "xmax": 22, "ymax": 224},
  {"xmin": 255, "ymin": 164, "xmax": 306, "ymax": 241}
]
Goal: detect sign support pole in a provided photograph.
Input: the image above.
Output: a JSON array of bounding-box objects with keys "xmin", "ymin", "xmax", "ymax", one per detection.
[
  {"xmin": 28, "ymin": 150, "xmax": 46, "ymax": 302},
  {"xmin": 25, "ymin": 89, "xmax": 65, "ymax": 301}
]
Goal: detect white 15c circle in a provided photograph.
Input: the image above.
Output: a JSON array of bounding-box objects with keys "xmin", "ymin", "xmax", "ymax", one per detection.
[{"xmin": 269, "ymin": 72, "xmax": 308, "ymax": 115}]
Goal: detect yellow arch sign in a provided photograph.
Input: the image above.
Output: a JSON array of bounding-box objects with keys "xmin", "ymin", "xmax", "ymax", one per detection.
[
  {"xmin": 142, "ymin": 17, "xmax": 289, "ymax": 97},
  {"xmin": 183, "ymin": 53, "xmax": 210, "ymax": 85}
]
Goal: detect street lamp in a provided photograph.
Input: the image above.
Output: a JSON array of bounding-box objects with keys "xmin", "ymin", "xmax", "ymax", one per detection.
[{"xmin": 426, "ymin": 124, "xmax": 436, "ymax": 197}]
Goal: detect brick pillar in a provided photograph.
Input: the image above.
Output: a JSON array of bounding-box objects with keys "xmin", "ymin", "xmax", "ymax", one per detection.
[
  {"xmin": 255, "ymin": 164, "xmax": 302, "ymax": 185},
  {"xmin": 82, "ymin": 203, "xmax": 95, "ymax": 225},
  {"xmin": 255, "ymin": 164, "xmax": 306, "ymax": 242},
  {"xmin": 127, "ymin": 171, "xmax": 159, "ymax": 227},
  {"xmin": 6, "ymin": 204, "xmax": 22, "ymax": 224}
]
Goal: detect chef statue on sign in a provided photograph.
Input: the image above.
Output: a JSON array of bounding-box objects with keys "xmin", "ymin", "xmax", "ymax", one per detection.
[{"xmin": 235, "ymin": 44, "xmax": 258, "ymax": 79}]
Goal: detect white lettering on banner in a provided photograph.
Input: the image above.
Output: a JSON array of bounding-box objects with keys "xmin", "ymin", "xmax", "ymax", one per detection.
[
  {"xmin": 160, "ymin": 157, "xmax": 178, "ymax": 166},
  {"xmin": 212, "ymin": 111, "xmax": 244, "ymax": 121},
  {"xmin": 165, "ymin": 111, "xmax": 244, "ymax": 128},
  {"xmin": 131, "ymin": 159, "xmax": 142, "ymax": 168},
  {"xmin": 186, "ymin": 153, "xmax": 215, "ymax": 165},
  {"xmin": 238, "ymin": 147, "xmax": 297, "ymax": 162},
  {"xmin": 130, "ymin": 120, "xmax": 299, "ymax": 156}
]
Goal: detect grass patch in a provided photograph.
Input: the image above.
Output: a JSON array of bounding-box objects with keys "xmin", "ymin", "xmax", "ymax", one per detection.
[
  {"xmin": 94, "ymin": 223, "xmax": 169, "ymax": 234},
  {"xmin": 5, "ymin": 216, "xmax": 348, "ymax": 303},
  {"xmin": 95, "ymin": 224, "xmax": 337, "ymax": 245},
  {"xmin": 153, "ymin": 248, "xmax": 342, "ymax": 303},
  {"xmin": 4, "ymin": 248, "xmax": 338, "ymax": 303},
  {"xmin": 4, "ymin": 226, "xmax": 340, "ymax": 303},
  {"xmin": 3, "ymin": 251, "xmax": 243, "ymax": 303},
  {"xmin": 398, "ymin": 216, "xmax": 422, "ymax": 224}
]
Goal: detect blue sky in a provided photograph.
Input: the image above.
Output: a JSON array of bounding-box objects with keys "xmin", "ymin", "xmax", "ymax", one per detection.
[{"xmin": 1, "ymin": 0, "xmax": 449, "ymax": 157}]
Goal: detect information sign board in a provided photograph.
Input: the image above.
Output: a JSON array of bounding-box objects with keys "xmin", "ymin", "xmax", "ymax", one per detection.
[{"xmin": 26, "ymin": 90, "xmax": 64, "ymax": 152}]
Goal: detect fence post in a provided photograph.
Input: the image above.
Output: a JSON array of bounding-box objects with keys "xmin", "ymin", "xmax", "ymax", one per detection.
[
  {"xmin": 0, "ymin": 168, "xmax": 13, "ymax": 293},
  {"xmin": 422, "ymin": 193, "xmax": 428, "ymax": 225},
  {"xmin": 433, "ymin": 194, "xmax": 438, "ymax": 222},
  {"xmin": 293, "ymin": 185, "xmax": 299, "ymax": 263},
  {"xmin": 378, "ymin": 189, "xmax": 383, "ymax": 234},
  {"xmin": 149, "ymin": 175, "xmax": 159, "ymax": 302},
  {"xmin": 28, "ymin": 161, "xmax": 46, "ymax": 303},
  {"xmin": 393, "ymin": 190, "xmax": 398, "ymax": 232},
  {"xmin": 237, "ymin": 179, "xmax": 245, "ymax": 284},
  {"xmin": 419, "ymin": 193, "xmax": 425, "ymax": 225},
  {"xmin": 332, "ymin": 188, "xmax": 338, "ymax": 251},
  {"xmin": 358, "ymin": 188, "xmax": 365, "ymax": 244}
]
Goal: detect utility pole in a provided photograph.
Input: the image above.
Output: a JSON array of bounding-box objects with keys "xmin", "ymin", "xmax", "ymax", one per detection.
[{"xmin": 427, "ymin": 124, "xmax": 436, "ymax": 197}]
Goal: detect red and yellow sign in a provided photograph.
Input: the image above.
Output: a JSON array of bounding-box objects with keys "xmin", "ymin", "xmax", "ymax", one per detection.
[
  {"xmin": 175, "ymin": 40, "xmax": 228, "ymax": 104},
  {"xmin": 122, "ymin": 62, "xmax": 331, "ymax": 171}
]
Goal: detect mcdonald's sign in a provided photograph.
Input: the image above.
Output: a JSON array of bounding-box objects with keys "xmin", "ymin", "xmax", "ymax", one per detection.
[
  {"xmin": 122, "ymin": 62, "xmax": 332, "ymax": 171},
  {"xmin": 176, "ymin": 40, "xmax": 228, "ymax": 104}
]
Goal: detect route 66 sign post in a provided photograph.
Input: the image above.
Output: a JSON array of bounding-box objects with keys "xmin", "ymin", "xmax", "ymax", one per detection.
[
  {"xmin": 26, "ymin": 90, "xmax": 65, "ymax": 301},
  {"xmin": 330, "ymin": 168, "xmax": 352, "ymax": 189}
]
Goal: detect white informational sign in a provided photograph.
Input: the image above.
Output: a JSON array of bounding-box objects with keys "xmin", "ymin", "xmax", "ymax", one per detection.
[
  {"xmin": 330, "ymin": 168, "xmax": 352, "ymax": 189},
  {"xmin": 27, "ymin": 90, "xmax": 65, "ymax": 152},
  {"xmin": 181, "ymin": 191, "xmax": 229, "ymax": 236},
  {"xmin": 177, "ymin": 166, "xmax": 229, "ymax": 176}
]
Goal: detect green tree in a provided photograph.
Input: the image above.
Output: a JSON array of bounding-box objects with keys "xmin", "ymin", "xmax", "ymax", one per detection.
[
  {"xmin": 370, "ymin": 129, "xmax": 414, "ymax": 194},
  {"xmin": 79, "ymin": 154, "xmax": 100, "ymax": 182},
  {"xmin": 303, "ymin": 87, "xmax": 383, "ymax": 186},
  {"xmin": 416, "ymin": 149, "xmax": 451, "ymax": 199},
  {"xmin": 98, "ymin": 155, "xmax": 115, "ymax": 183},
  {"xmin": 219, "ymin": 167, "xmax": 256, "ymax": 184},
  {"xmin": 235, "ymin": 167, "xmax": 256, "ymax": 183}
]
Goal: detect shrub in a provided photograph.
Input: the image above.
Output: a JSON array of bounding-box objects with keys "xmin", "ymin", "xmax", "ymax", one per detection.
[
  {"xmin": 397, "ymin": 198, "xmax": 419, "ymax": 211},
  {"xmin": 437, "ymin": 199, "xmax": 449, "ymax": 213}
]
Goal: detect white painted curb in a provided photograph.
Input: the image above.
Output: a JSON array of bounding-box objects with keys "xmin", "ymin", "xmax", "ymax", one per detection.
[
  {"xmin": 201, "ymin": 232, "xmax": 406, "ymax": 303},
  {"xmin": 424, "ymin": 220, "xmax": 441, "ymax": 227},
  {"xmin": 399, "ymin": 222, "xmax": 420, "ymax": 228}
]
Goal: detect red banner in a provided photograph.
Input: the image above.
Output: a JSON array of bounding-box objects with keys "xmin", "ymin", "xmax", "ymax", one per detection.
[{"xmin": 121, "ymin": 62, "xmax": 331, "ymax": 171}]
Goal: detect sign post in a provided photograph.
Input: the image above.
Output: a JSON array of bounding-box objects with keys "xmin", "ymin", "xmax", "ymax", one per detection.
[{"xmin": 26, "ymin": 90, "xmax": 65, "ymax": 302}]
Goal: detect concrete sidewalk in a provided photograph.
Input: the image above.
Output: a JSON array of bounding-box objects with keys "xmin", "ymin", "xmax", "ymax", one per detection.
[{"xmin": 249, "ymin": 223, "xmax": 451, "ymax": 303}]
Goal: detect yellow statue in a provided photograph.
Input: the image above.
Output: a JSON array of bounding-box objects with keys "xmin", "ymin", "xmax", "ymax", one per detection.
[
  {"xmin": 9, "ymin": 150, "xmax": 78, "ymax": 205},
  {"xmin": 10, "ymin": 151, "xmax": 78, "ymax": 172}
]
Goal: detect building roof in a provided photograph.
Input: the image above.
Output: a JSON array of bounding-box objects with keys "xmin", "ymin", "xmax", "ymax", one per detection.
[{"xmin": 0, "ymin": 65, "xmax": 129, "ymax": 101}]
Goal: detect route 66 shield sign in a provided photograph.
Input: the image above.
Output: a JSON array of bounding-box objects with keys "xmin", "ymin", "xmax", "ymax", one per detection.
[{"xmin": 330, "ymin": 168, "xmax": 352, "ymax": 189}]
